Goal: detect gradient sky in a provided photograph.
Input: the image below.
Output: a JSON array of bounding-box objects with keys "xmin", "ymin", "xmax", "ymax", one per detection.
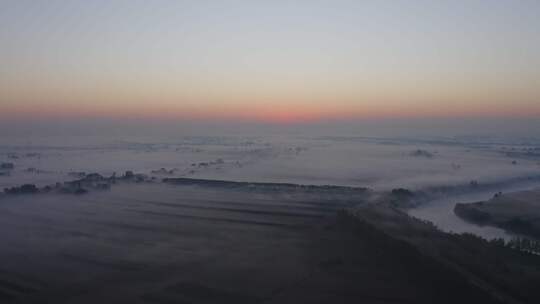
[{"xmin": 1, "ymin": 0, "xmax": 539, "ymax": 123}]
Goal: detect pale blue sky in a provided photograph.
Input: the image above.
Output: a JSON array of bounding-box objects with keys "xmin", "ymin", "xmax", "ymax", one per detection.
[{"xmin": 1, "ymin": 0, "xmax": 539, "ymax": 121}]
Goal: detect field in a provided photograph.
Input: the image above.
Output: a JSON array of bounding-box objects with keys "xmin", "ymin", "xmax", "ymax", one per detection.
[{"xmin": 0, "ymin": 181, "xmax": 515, "ymax": 304}]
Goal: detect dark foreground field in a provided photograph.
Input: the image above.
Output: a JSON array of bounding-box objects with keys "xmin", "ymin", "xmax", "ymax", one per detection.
[{"xmin": 0, "ymin": 180, "xmax": 539, "ymax": 303}]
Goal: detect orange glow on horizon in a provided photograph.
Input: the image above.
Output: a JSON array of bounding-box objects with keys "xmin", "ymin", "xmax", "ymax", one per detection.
[{"xmin": 1, "ymin": 97, "xmax": 539, "ymax": 123}]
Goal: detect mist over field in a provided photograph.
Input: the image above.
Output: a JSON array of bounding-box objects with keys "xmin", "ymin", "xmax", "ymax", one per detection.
[{"xmin": 0, "ymin": 120, "xmax": 540, "ymax": 189}]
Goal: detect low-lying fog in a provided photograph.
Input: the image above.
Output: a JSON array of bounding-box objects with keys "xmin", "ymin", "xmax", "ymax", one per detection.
[
  {"xmin": 1, "ymin": 133, "xmax": 539, "ymax": 191},
  {"xmin": 1, "ymin": 119, "xmax": 540, "ymax": 240}
]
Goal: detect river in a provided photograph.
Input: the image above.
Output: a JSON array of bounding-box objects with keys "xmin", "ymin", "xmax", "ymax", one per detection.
[{"xmin": 408, "ymin": 181, "xmax": 540, "ymax": 240}]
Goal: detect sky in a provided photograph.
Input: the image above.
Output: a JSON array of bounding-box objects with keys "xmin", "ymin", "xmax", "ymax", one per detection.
[{"xmin": 1, "ymin": 0, "xmax": 540, "ymax": 125}]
